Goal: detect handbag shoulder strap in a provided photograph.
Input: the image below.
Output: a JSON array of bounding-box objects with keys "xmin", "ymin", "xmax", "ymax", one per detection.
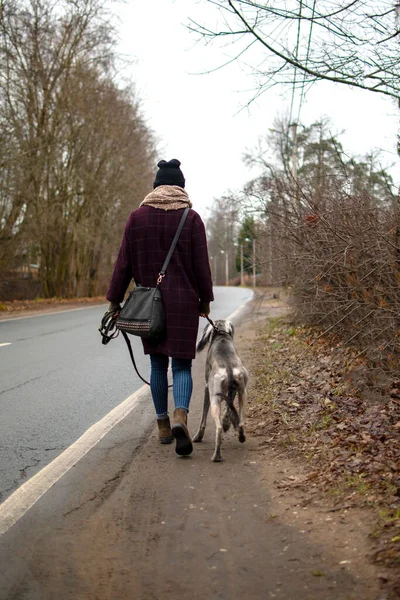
[{"xmin": 157, "ymin": 207, "xmax": 190, "ymax": 282}]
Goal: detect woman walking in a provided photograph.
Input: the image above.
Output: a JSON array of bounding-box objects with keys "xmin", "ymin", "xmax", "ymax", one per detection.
[{"xmin": 106, "ymin": 159, "xmax": 214, "ymax": 456}]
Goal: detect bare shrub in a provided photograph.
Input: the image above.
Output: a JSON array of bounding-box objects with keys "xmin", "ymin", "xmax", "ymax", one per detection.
[{"xmin": 289, "ymin": 190, "xmax": 400, "ymax": 371}]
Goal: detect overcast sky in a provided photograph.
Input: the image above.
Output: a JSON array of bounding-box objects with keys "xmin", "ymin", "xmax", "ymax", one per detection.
[{"xmin": 115, "ymin": 0, "xmax": 400, "ymax": 220}]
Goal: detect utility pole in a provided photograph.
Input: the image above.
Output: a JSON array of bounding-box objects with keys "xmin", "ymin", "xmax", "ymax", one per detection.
[
  {"xmin": 290, "ymin": 122, "xmax": 298, "ymax": 181},
  {"xmin": 220, "ymin": 250, "xmax": 229, "ymax": 286},
  {"xmin": 210, "ymin": 255, "xmax": 217, "ymax": 284},
  {"xmin": 290, "ymin": 121, "xmax": 300, "ymax": 207},
  {"xmin": 234, "ymin": 241, "xmax": 244, "ymax": 285},
  {"xmin": 240, "ymin": 244, "xmax": 244, "ymax": 286},
  {"xmin": 268, "ymin": 232, "xmax": 273, "ymax": 284},
  {"xmin": 252, "ymin": 239, "xmax": 256, "ymax": 288}
]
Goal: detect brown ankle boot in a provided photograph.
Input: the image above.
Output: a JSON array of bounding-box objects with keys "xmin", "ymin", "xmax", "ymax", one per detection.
[
  {"xmin": 157, "ymin": 416, "xmax": 173, "ymax": 444},
  {"xmin": 172, "ymin": 408, "xmax": 193, "ymax": 456}
]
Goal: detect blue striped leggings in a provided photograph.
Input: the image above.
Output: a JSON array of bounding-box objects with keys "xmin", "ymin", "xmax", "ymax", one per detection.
[{"xmin": 149, "ymin": 353, "xmax": 193, "ymax": 418}]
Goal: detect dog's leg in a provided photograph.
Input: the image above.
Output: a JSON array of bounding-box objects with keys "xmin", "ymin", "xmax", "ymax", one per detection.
[
  {"xmin": 210, "ymin": 370, "xmax": 228, "ymax": 461},
  {"xmin": 210, "ymin": 397, "xmax": 223, "ymax": 462},
  {"xmin": 238, "ymin": 381, "xmax": 248, "ymax": 444},
  {"xmin": 192, "ymin": 385, "xmax": 210, "ymax": 443}
]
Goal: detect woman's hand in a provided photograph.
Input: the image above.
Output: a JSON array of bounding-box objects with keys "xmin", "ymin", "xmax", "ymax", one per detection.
[
  {"xmin": 199, "ymin": 300, "xmax": 210, "ymax": 318},
  {"xmin": 108, "ymin": 301, "xmax": 121, "ymax": 316}
]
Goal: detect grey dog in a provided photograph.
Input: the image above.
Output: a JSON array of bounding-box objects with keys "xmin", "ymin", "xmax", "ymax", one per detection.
[{"xmin": 193, "ymin": 320, "xmax": 249, "ymax": 462}]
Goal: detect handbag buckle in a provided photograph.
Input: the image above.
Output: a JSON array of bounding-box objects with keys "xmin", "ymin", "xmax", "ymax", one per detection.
[{"xmin": 157, "ymin": 273, "xmax": 165, "ymax": 284}]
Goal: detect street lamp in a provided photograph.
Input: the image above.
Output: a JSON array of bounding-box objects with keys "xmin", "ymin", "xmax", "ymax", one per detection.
[
  {"xmin": 242, "ymin": 237, "xmax": 256, "ymax": 288},
  {"xmin": 244, "ymin": 237, "xmax": 252, "ymax": 287},
  {"xmin": 220, "ymin": 250, "xmax": 229, "ymax": 286},
  {"xmin": 209, "ymin": 255, "xmax": 218, "ymax": 284},
  {"xmin": 234, "ymin": 242, "xmax": 244, "ymax": 286},
  {"xmin": 235, "ymin": 237, "xmax": 252, "ymax": 286}
]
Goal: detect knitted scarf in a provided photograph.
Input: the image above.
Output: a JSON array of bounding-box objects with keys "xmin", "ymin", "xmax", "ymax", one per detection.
[{"xmin": 140, "ymin": 185, "xmax": 192, "ymax": 211}]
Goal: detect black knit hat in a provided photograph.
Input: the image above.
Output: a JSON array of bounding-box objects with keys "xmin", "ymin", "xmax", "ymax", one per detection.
[{"xmin": 153, "ymin": 159, "xmax": 185, "ymax": 189}]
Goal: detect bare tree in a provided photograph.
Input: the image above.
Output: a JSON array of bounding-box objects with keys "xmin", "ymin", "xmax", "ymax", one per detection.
[
  {"xmin": 66, "ymin": 70, "xmax": 156, "ymax": 297},
  {"xmin": 189, "ymin": 1, "xmax": 400, "ymax": 101},
  {"xmin": 206, "ymin": 193, "xmax": 241, "ymax": 284},
  {"xmin": 0, "ymin": 0, "xmax": 114, "ymax": 291},
  {"xmin": 0, "ymin": 0, "xmax": 157, "ymax": 298}
]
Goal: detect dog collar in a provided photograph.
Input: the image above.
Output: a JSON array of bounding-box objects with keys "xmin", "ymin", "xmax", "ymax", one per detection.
[{"xmin": 205, "ymin": 315, "xmax": 221, "ymax": 334}]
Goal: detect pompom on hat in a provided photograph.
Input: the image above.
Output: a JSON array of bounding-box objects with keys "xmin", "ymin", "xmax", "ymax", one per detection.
[{"xmin": 153, "ymin": 159, "xmax": 185, "ymax": 189}]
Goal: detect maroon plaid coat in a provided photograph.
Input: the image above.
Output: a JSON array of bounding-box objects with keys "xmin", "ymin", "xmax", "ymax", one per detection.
[{"xmin": 106, "ymin": 206, "xmax": 214, "ymax": 359}]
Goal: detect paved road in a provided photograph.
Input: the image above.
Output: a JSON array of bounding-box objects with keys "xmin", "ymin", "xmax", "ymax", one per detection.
[{"xmin": 0, "ymin": 287, "xmax": 252, "ymax": 502}]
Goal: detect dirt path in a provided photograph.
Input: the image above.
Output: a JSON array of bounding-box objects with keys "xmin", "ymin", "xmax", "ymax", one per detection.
[{"xmin": 0, "ymin": 294, "xmax": 390, "ymax": 599}]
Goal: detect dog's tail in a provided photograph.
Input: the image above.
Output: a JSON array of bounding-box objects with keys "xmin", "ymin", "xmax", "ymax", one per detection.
[{"xmin": 216, "ymin": 368, "xmax": 240, "ymax": 430}]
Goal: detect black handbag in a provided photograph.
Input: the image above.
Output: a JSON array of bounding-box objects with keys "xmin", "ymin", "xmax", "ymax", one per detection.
[{"xmin": 115, "ymin": 207, "xmax": 190, "ymax": 339}]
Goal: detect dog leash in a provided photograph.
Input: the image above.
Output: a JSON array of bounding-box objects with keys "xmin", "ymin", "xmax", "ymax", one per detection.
[
  {"xmin": 100, "ymin": 310, "xmax": 172, "ymax": 387},
  {"xmin": 100, "ymin": 311, "xmax": 220, "ymax": 387},
  {"xmin": 120, "ymin": 330, "xmax": 153, "ymax": 386},
  {"xmin": 121, "ymin": 316, "xmax": 220, "ymax": 385},
  {"xmin": 205, "ymin": 315, "xmax": 220, "ymax": 333}
]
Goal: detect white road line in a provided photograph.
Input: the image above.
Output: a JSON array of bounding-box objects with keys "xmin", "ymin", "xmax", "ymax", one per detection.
[
  {"xmin": 0, "ymin": 304, "xmax": 106, "ymax": 323},
  {"xmin": 0, "ymin": 384, "xmax": 148, "ymax": 536},
  {"xmin": 0, "ymin": 293, "xmax": 254, "ymax": 536},
  {"xmin": 0, "ymin": 343, "xmax": 11, "ymax": 347},
  {"xmin": 225, "ymin": 291, "xmax": 254, "ymax": 323}
]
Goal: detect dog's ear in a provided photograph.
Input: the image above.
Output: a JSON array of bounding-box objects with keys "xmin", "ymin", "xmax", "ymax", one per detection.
[
  {"xmin": 196, "ymin": 323, "xmax": 213, "ymax": 352},
  {"xmin": 227, "ymin": 321, "xmax": 234, "ymax": 338}
]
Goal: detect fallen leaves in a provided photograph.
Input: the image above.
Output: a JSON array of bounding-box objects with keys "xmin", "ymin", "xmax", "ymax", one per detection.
[{"xmin": 247, "ymin": 317, "xmax": 400, "ymax": 574}]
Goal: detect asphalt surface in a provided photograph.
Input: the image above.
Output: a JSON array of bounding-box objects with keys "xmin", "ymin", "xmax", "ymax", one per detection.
[{"xmin": 0, "ymin": 287, "xmax": 252, "ymax": 502}]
